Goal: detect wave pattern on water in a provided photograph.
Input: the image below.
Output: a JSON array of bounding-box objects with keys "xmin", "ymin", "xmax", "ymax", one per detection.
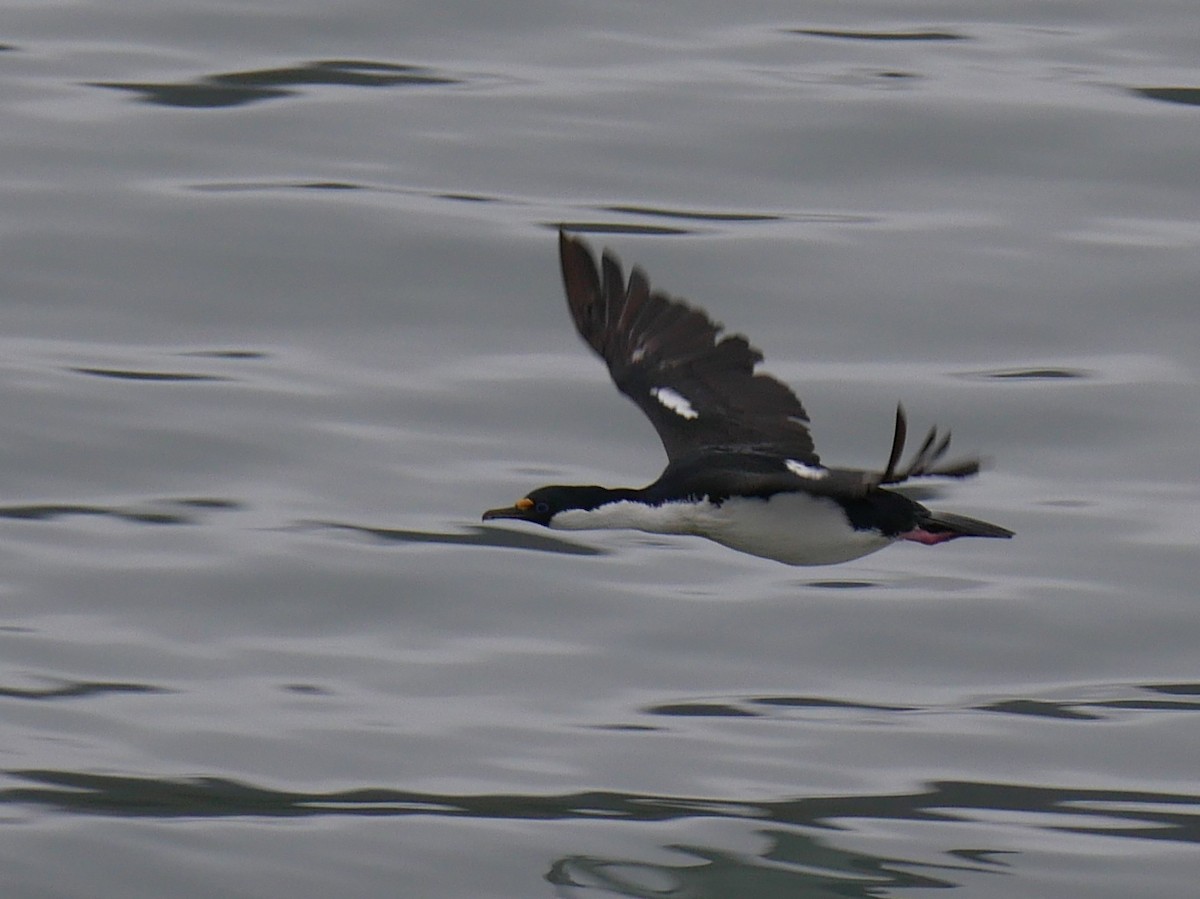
[
  {"xmin": 70, "ymin": 367, "xmax": 229, "ymax": 383},
  {"xmin": 89, "ymin": 59, "xmax": 468, "ymax": 108},
  {"xmin": 0, "ymin": 499, "xmax": 240, "ymax": 526},
  {"xmin": 3, "ymin": 769, "xmax": 1195, "ymax": 897},
  {"xmin": 0, "ymin": 680, "xmax": 168, "ymax": 700},
  {"xmin": 6, "ymin": 768, "xmax": 1196, "ymax": 835},
  {"xmin": 1129, "ymin": 86, "xmax": 1200, "ymax": 107},
  {"xmin": 299, "ymin": 520, "xmax": 606, "ymax": 556},
  {"xmin": 788, "ymin": 28, "xmax": 969, "ymax": 42},
  {"xmin": 640, "ymin": 683, "xmax": 1200, "ymax": 722}
]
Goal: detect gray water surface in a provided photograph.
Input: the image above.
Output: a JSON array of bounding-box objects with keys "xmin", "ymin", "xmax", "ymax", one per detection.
[{"xmin": 1, "ymin": 2, "xmax": 1198, "ymax": 897}]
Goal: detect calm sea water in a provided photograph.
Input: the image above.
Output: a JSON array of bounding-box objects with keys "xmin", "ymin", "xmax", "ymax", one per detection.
[{"xmin": 1, "ymin": 2, "xmax": 1197, "ymax": 897}]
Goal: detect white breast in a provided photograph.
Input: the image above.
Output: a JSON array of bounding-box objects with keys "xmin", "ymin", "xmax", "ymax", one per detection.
[{"xmin": 550, "ymin": 493, "xmax": 894, "ymax": 566}]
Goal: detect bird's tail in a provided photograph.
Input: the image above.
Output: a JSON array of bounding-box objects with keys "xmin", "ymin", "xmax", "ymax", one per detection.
[
  {"xmin": 922, "ymin": 510, "xmax": 1014, "ymax": 540},
  {"xmin": 874, "ymin": 405, "xmax": 982, "ymax": 486}
]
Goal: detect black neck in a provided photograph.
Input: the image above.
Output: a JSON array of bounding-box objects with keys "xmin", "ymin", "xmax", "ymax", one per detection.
[{"xmin": 573, "ymin": 485, "xmax": 644, "ymax": 510}]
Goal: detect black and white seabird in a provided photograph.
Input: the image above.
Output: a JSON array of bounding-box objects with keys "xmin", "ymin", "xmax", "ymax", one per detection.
[{"xmin": 483, "ymin": 232, "xmax": 1013, "ymax": 565}]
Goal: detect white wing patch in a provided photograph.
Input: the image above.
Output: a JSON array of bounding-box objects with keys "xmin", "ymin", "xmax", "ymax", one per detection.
[
  {"xmin": 650, "ymin": 386, "xmax": 699, "ymax": 420},
  {"xmin": 785, "ymin": 458, "xmax": 828, "ymax": 480}
]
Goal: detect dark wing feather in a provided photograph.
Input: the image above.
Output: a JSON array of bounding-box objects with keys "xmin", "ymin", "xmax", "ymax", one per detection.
[{"xmin": 559, "ymin": 231, "xmax": 819, "ymax": 464}]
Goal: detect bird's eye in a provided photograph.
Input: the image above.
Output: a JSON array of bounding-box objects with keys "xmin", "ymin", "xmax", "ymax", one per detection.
[{"xmin": 535, "ymin": 502, "xmax": 551, "ymax": 514}]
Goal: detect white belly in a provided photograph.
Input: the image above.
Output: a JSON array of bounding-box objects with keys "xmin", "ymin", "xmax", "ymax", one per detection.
[{"xmin": 551, "ymin": 493, "xmax": 894, "ymax": 566}]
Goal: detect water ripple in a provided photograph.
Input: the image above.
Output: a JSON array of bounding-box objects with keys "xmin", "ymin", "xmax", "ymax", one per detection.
[
  {"xmin": 4, "ymin": 770, "xmax": 1196, "ymax": 847},
  {"xmin": 1129, "ymin": 87, "xmax": 1200, "ymax": 108},
  {"xmin": 638, "ymin": 684, "xmax": 1200, "ymax": 723},
  {"xmin": 0, "ymin": 498, "xmax": 241, "ymax": 526},
  {"xmin": 90, "ymin": 59, "xmax": 464, "ymax": 109},
  {"xmin": 601, "ymin": 204, "xmax": 878, "ymax": 227},
  {"xmin": 179, "ymin": 350, "xmax": 269, "ymax": 360},
  {"xmin": 958, "ymin": 367, "xmax": 1090, "ymax": 381},
  {"xmin": 300, "ymin": 521, "xmax": 606, "ymax": 556},
  {"xmin": 602, "ymin": 205, "xmax": 783, "ymax": 224},
  {"xmin": 0, "ymin": 680, "xmax": 167, "ymax": 701},
  {"xmin": 788, "ymin": 28, "xmax": 968, "ymax": 42},
  {"xmin": 645, "ymin": 695, "xmax": 914, "ymax": 718},
  {"xmin": 550, "ymin": 221, "xmax": 693, "ymax": 236},
  {"xmin": 70, "ymin": 367, "xmax": 228, "ymax": 383}
]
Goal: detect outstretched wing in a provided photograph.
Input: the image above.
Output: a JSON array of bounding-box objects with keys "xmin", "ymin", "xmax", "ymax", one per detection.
[{"xmin": 559, "ymin": 231, "xmax": 818, "ymax": 464}]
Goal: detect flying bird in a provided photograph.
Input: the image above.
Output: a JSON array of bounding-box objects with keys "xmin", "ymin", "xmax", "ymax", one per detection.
[{"xmin": 483, "ymin": 232, "xmax": 1012, "ymax": 565}]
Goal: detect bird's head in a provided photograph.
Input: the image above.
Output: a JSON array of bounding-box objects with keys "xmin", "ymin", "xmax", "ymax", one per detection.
[{"xmin": 482, "ymin": 485, "xmax": 618, "ymax": 527}]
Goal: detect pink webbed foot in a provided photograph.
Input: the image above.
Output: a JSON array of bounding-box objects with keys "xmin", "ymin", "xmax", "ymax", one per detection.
[{"xmin": 900, "ymin": 528, "xmax": 959, "ymax": 546}]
